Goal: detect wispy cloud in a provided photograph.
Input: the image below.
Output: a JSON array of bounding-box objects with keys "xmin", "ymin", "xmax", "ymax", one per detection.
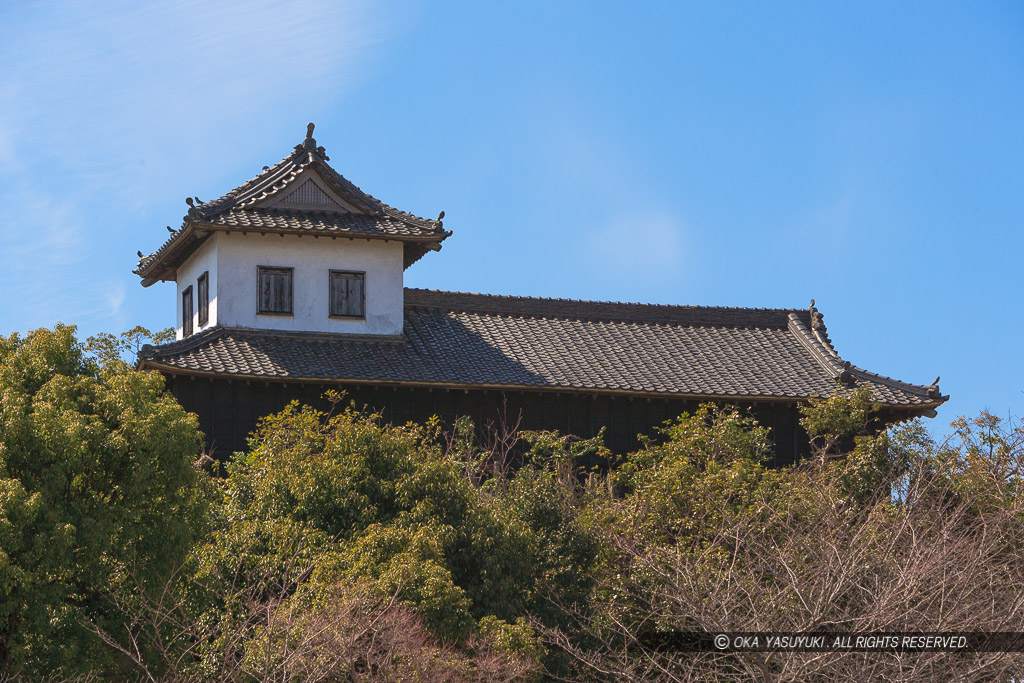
[
  {"xmin": 0, "ymin": 189, "xmax": 113, "ymax": 328},
  {"xmin": 0, "ymin": 0, "xmax": 390, "ymax": 193},
  {"xmin": 520, "ymin": 93, "xmax": 689, "ymax": 282},
  {"xmin": 586, "ymin": 212, "xmax": 686, "ymax": 276},
  {"xmin": 0, "ymin": 193, "xmax": 83, "ymax": 268},
  {"xmin": 0, "ymin": 0, "xmax": 394, "ymax": 334},
  {"xmin": 790, "ymin": 184, "xmax": 859, "ymax": 251}
]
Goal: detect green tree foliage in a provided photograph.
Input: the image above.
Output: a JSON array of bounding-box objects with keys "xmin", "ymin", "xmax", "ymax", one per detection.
[
  {"xmin": 6, "ymin": 326, "xmax": 1022, "ymax": 680},
  {"xmin": 799, "ymin": 387, "xmax": 908, "ymax": 504},
  {"xmin": 925, "ymin": 411, "xmax": 1024, "ymax": 513},
  {"xmin": 605, "ymin": 402, "xmax": 805, "ymax": 572},
  {"xmin": 0, "ymin": 325, "xmax": 209, "ymax": 676},
  {"xmin": 219, "ymin": 402, "xmax": 525, "ymax": 640},
  {"xmin": 495, "ymin": 463, "xmax": 600, "ymax": 629},
  {"xmin": 151, "ymin": 400, "xmax": 602, "ymax": 679},
  {"xmin": 545, "ymin": 394, "xmax": 1024, "ymax": 681}
]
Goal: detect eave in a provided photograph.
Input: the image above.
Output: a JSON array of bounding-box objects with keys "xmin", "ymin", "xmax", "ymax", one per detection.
[
  {"xmin": 136, "ymin": 220, "xmax": 450, "ymax": 286},
  {"xmin": 136, "ymin": 293, "xmax": 948, "ymax": 417},
  {"xmin": 139, "ymin": 359, "xmax": 947, "ymax": 418},
  {"xmin": 135, "ymin": 123, "xmax": 450, "ymax": 284}
]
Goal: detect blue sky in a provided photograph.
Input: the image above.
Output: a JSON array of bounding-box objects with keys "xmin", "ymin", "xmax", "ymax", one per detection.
[{"xmin": 1, "ymin": 1, "xmax": 1021, "ymax": 433}]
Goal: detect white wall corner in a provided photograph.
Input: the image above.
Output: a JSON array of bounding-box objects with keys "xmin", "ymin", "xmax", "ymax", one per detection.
[{"xmin": 213, "ymin": 232, "xmax": 405, "ymax": 335}]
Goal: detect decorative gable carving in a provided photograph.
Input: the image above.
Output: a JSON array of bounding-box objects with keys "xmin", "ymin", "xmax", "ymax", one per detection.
[
  {"xmin": 280, "ymin": 178, "xmax": 343, "ymax": 208},
  {"xmin": 136, "ymin": 123, "xmax": 452, "ymax": 286},
  {"xmin": 264, "ymin": 171, "xmax": 360, "ymax": 213}
]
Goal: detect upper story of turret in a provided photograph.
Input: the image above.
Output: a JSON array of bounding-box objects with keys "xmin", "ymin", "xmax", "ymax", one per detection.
[{"xmin": 134, "ymin": 124, "xmax": 451, "ymax": 339}]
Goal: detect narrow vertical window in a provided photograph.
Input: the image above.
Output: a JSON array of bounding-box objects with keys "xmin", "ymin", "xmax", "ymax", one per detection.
[
  {"xmin": 182, "ymin": 286, "xmax": 193, "ymax": 337},
  {"xmin": 329, "ymin": 271, "xmax": 365, "ymax": 318},
  {"xmin": 257, "ymin": 266, "xmax": 293, "ymax": 315},
  {"xmin": 197, "ymin": 271, "xmax": 209, "ymax": 327}
]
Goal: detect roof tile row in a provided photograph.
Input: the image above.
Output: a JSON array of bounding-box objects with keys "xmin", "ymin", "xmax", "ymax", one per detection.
[
  {"xmin": 136, "ymin": 125, "xmax": 448, "ymax": 279},
  {"xmin": 139, "ymin": 289, "xmax": 944, "ymax": 409},
  {"xmin": 203, "ymin": 208, "xmax": 441, "ymax": 238}
]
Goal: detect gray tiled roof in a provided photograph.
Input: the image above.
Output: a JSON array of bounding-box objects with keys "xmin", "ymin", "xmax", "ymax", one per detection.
[
  {"xmin": 201, "ymin": 208, "xmax": 441, "ymax": 237},
  {"xmin": 135, "ymin": 124, "xmax": 450, "ymax": 283},
  {"xmin": 138, "ymin": 289, "xmax": 946, "ymax": 410}
]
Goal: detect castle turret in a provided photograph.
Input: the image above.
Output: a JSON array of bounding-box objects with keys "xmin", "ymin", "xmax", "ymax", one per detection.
[{"xmin": 134, "ymin": 123, "xmax": 450, "ymax": 339}]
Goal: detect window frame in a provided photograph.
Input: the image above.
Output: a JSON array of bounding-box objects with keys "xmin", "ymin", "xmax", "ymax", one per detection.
[
  {"xmin": 257, "ymin": 266, "xmax": 294, "ymax": 316},
  {"xmin": 182, "ymin": 285, "xmax": 193, "ymax": 337},
  {"xmin": 197, "ymin": 271, "xmax": 209, "ymax": 327},
  {"xmin": 328, "ymin": 270, "xmax": 366, "ymax": 320}
]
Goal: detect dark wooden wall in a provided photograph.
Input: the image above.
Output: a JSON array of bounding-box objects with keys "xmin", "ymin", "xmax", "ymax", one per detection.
[{"xmin": 166, "ymin": 375, "xmax": 810, "ymax": 466}]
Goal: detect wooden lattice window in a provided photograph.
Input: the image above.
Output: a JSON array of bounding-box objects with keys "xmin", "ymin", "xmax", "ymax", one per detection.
[
  {"xmin": 197, "ymin": 272, "xmax": 209, "ymax": 327},
  {"xmin": 182, "ymin": 286, "xmax": 193, "ymax": 337},
  {"xmin": 258, "ymin": 266, "xmax": 293, "ymax": 315},
  {"xmin": 329, "ymin": 271, "xmax": 365, "ymax": 318}
]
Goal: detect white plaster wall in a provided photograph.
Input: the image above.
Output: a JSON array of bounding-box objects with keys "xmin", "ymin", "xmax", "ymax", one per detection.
[
  {"xmin": 214, "ymin": 233, "xmax": 405, "ymax": 335},
  {"xmin": 175, "ymin": 237, "xmax": 219, "ymax": 340}
]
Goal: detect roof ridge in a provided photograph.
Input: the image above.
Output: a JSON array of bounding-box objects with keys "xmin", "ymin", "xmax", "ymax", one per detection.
[
  {"xmin": 787, "ymin": 312, "xmax": 849, "ymax": 381},
  {"xmin": 190, "ymin": 150, "xmax": 305, "ymax": 219},
  {"xmin": 136, "ymin": 124, "xmax": 451, "ymax": 281},
  {"xmin": 806, "ymin": 300, "xmax": 841, "ymax": 359},
  {"xmin": 848, "ymin": 365, "xmax": 944, "ymax": 399},
  {"xmin": 185, "ymin": 123, "xmax": 436, "ymax": 226},
  {"xmin": 305, "ymin": 161, "xmax": 445, "ymax": 230},
  {"xmin": 786, "ymin": 312, "xmax": 944, "ymax": 398},
  {"xmin": 138, "ymin": 324, "xmax": 227, "ymax": 361},
  {"xmin": 404, "ymin": 287, "xmax": 802, "ymax": 312},
  {"xmin": 139, "ymin": 325, "xmax": 408, "ymax": 361},
  {"xmin": 404, "ymin": 288, "xmax": 802, "ymax": 327}
]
